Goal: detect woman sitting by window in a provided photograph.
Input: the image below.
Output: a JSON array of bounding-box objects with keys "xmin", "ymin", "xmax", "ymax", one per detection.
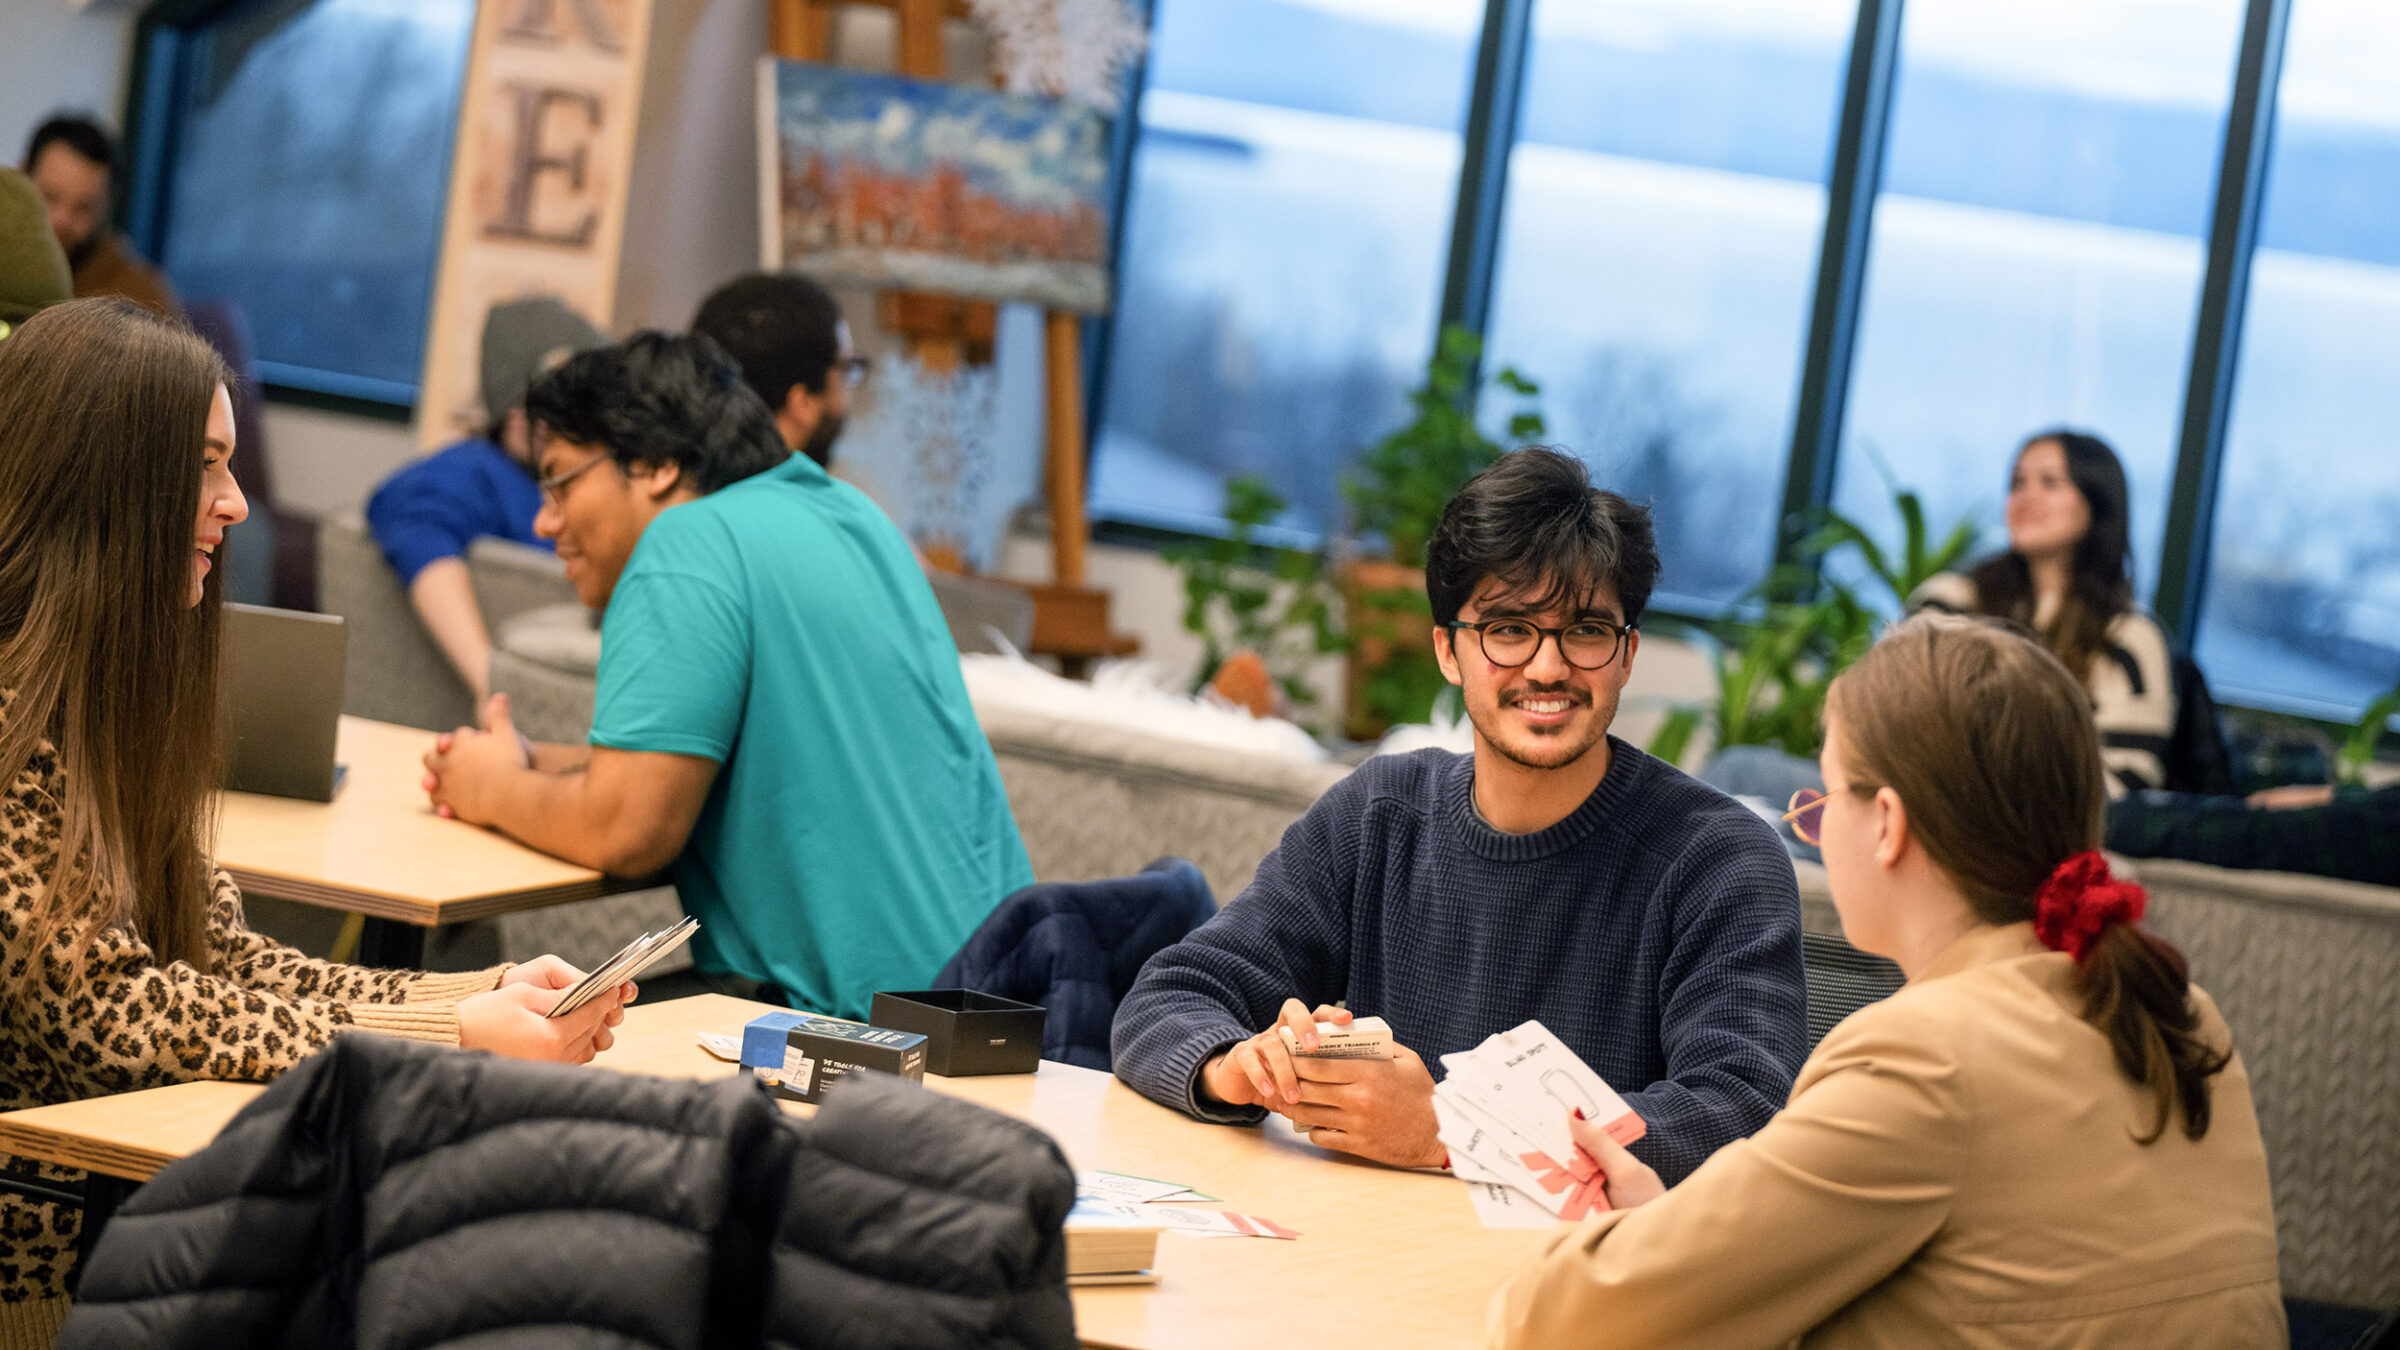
[
  {"xmin": 0, "ymin": 299, "xmax": 631, "ymax": 1340},
  {"xmin": 1912, "ymin": 430, "xmax": 2177, "ymax": 793},
  {"xmin": 1489, "ymin": 615, "xmax": 2281, "ymax": 1348}
]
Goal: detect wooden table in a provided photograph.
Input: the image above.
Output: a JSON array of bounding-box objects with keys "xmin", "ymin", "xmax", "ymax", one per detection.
[
  {"xmin": 215, "ymin": 716, "xmax": 624, "ymax": 965},
  {"xmin": 0, "ymin": 994, "xmax": 1550, "ymax": 1348}
]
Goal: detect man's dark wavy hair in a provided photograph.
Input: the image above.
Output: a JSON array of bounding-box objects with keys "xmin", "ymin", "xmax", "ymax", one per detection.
[
  {"xmin": 525, "ymin": 330, "xmax": 788, "ymax": 494},
  {"xmin": 1425, "ymin": 446, "xmax": 1661, "ymax": 627},
  {"xmin": 23, "ymin": 113, "xmax": 114, "ymax": 173},
  {"xmin": 691, "ymin": 271, "xmax": 842, "ymax": 408}
]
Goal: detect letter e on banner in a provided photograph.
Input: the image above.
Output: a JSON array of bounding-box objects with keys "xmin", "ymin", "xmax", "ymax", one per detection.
[
  {"xmin": 484, "ymin": 85, "xmax": 602, "ymax": 247},
  {"xmin": 416, "ymin": 0, "xmax": 653, "ymax": 449}
]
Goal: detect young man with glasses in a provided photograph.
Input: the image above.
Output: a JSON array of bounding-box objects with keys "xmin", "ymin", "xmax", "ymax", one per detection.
[
  {"xmin": 1113, "ymin": 448, "xmax": 1807, "ymax": 1182},
  {"xmin": 420, "ymin": 331, "xmax": 1034, "ymax": 1020}
]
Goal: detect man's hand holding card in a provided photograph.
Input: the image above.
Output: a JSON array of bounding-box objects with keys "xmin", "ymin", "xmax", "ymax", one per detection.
[{"xmin": 1201, "ymin": 1000, "xmax": 1446, "ymax": 1168}]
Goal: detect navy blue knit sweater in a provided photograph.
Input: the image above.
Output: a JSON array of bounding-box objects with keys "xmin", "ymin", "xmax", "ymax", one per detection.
[{"xmin": 1110, "ymin": 741, "xmax": 1808, "ymax": 1184}]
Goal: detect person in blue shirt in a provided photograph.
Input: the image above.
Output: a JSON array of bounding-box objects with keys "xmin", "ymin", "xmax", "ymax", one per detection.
[
  {"xmin": 365, "ymin": 297, "xmax": 603, "ymax": 703},
  {"xmin": 418, "ymin": 331, "xmax": 1034, "ymax": 1020}
]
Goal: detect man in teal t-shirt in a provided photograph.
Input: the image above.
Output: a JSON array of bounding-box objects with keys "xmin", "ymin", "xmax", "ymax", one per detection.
[{"xmin": 424, "ymin": 331, "xmax": 1032, "ymax": 1018}]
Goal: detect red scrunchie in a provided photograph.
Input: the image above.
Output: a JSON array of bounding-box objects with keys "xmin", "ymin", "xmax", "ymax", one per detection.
[{"xmin": 2033, "ymin": 851, "xmax": 2147, "ymax": 961}]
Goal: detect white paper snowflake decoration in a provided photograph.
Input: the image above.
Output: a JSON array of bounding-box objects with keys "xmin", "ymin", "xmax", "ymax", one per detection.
[
  {"xmin": 967, "ymin": 0, "xmax": 1149, "ymax": 114},
  {"xmin": 854, "ymin": 349, "xmax": 1000, "ymax": 563}
]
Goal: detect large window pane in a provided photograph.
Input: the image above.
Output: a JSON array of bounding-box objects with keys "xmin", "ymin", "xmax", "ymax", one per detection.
[
  {"xmin": 1482, "ymin": 0, "xmax": 1853, "ymax": 606},
  {"xmin": 2196, "ymin": 0, "xmax": 2400, "ymax": 718},
  {"xmin": 159, "ymin": 0, "xmax": 474, "ymax": 401},
  {"xmin": 1833, "ymin": 0, "xmax": 2244, "ymax": 600},
  {"xmin": 1089, "ymin": 0, "xmax": 1479, "ymax": 538}
]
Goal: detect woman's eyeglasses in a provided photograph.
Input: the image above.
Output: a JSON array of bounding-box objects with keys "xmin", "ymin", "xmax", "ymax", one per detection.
[
  {"xmin": 1782, "ymin": 783, "xmax": 1881, "ymax": 846},
  {"xmin": 1782, "ymin": 788, "xmax": 1828, "ymax": 847}
]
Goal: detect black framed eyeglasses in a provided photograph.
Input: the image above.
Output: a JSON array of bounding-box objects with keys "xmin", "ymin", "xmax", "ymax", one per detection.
[
  {"xmin": 536, "ymin": 453, "xmax": 609, "ymax": 507},
  {"xmin": 1444, "ymin": 617, "xmax": 1632, "ymax": 671}
]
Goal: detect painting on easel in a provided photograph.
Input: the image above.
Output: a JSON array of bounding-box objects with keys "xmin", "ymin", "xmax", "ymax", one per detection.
[{"xmin": 757, "ymin": 59, "xmax": 1112, "ymax": 312}]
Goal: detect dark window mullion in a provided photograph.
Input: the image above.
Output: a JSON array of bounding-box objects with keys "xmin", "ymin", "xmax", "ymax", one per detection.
[
  {"xmin": 2154, "ymin": 0, "xmax": 2293, "ymax": 646},
  {"xmin": 1775, "ymin": 0, "xmax": 1905, "ymax": 567},
  {"xmin": 122, "ymin": 0, "xmax": 245, "ymax": 260},
  {"xmin": 1435, "ymin": 0, "xmax": 1536, "ymax": 396},
  {"xmin": 1079, "ymin": 0, "xmax": 1161, "ymax": 460}
]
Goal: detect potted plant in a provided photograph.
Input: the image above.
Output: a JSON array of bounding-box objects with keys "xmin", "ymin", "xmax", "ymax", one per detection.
[
  {"xmin": 1161, "ymin": 474, "xmax": 1343, "ymax": 725},
  {"xmin": 1653, "ymin": 479, "xmax": 1979, "ymax": 765},
  {"xmin": 1339, "ymin": 326, "xmax": 1545, "ymax": 739}
]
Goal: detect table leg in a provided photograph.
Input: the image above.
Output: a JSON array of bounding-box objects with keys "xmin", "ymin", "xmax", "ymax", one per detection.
[
  {"xmin": 65, "ymin": 1173, "xmax": 136, "ymax": 1296},
  {"xmin": 357, "ymin": 918, "xmax": 428, "ymax": 969}
]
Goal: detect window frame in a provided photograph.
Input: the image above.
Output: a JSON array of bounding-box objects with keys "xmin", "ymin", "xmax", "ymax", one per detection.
[
  {"xmin": 1094, "ymin": 0, "xmax": 2384, "ymax": 726},
  {"xmin": 117, "ymin": 0, "xmax": 2370, "ymax": 721},
  {"xmin": 121, "ymin": 0, "xmax": 468, "ymax": 415}
]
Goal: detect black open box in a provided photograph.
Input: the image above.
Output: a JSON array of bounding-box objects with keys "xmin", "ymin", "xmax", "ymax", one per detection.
[{"xmin": 868, "ymin": 989, "xmax": 1045, "ymax": 1077}]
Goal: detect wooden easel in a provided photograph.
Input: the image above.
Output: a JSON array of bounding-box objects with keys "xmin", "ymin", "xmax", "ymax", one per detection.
[{"xmin": 768, "ymin": 0, "xmax": 1136, "ymax": 675}]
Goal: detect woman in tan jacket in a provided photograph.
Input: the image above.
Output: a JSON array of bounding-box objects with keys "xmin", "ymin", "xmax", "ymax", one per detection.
[
  {"xmin": 1489, "ymin": 615, "xmax": 2283, "ymax": 1349},
  {"xmin": 0, "ymin": 300, "xmax": 634, "ymax": 1345}
]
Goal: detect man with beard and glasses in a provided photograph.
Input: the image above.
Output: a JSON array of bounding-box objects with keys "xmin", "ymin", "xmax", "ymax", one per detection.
[
  {"xmin": 1112, "ymin": 448, "xmax": 1807, "ymax": 1183},
  {"xmin": 690, "ymin": 272, "xmax": 862, "ymax": 468}
]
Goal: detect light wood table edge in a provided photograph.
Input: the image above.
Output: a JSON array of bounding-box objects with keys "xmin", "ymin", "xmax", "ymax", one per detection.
[
  {"xmin": 0, "ymin": 1080, "xmax": 269, "ymax": 1182},
  {"xmin": 222, "ymin": 866, "xmax": 621, "ymax": 927},
  {"xmin": 0, "ymin": 1126, "xmax": 179, "ymax": 1183}
]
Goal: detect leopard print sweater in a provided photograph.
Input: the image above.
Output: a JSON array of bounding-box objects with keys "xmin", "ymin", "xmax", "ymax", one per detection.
[{"xmin": 0, "ymin": 719, "xmax": 502, "ymax": 1323}]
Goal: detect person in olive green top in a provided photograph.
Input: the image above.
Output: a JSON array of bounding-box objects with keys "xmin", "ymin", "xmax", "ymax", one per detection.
[
  {"xmin": 424, "ymin": 332, "xmax": 1033, "ymax": 1020},
  {"xmin": 0, "ymin": 166, "xmax": 70, "ymax": 342}
]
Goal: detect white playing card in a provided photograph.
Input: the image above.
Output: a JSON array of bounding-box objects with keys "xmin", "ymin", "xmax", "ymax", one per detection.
[
  {"xmin": 1465, "ymin": 1180, "xmax": 1566, "ymax": 1230},
  {"xmin": 1434, "ymin": 1020, "xmax": 1644, "ymax": 1230},
  {"xmin": 548, "ymin": 915, "xmax": 699, "ymax": 1019}
]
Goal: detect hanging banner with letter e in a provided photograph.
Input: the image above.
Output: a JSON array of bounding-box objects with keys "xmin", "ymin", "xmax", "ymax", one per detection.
[{"xmin": 415, "ymin": 0, "xmax": 655, "ymax": 449}]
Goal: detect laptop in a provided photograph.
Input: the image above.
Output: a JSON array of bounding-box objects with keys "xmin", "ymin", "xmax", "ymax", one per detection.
[{"xmin": 220, "ymin": 603, "xmax": 348, "ymax": 801}]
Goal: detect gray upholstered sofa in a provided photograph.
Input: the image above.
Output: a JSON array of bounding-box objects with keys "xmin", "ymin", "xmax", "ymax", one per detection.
[
  {"xmin": 2128, "ymin": 859, "xmax": 2400, "ymax": 1309},
  {"xmin": 490, "ymin": 627, "xmax": 1348, "ymax": 906},
  {"xmin": 317, "ymin": 514, "xmax": 579, "ymax": 735}
]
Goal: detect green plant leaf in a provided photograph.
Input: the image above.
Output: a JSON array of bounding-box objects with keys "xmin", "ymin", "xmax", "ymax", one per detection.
[
  {"xmin": 1646, "ymin": 705, "xmax": 1704, "ymax": 769},
  {"xmin": 2338, "ymin": 680, "xmax": 2400, "ymax": 785}
]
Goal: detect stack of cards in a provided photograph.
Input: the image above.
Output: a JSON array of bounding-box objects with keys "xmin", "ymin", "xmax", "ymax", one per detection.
[
  {"xmin": 1276, "ymin": 1014, "xmax": 1393, "ymax": 1060},
  {"xmin": 1432, "ymin": 1020, "xmax": 1645, "ymax": 1228},
  {"xmin": 1064, "ymin": 1173, "xmax": 1295, "ymax": 1285},
  {"xmin": 545, "ymin": 915, "xmax": 699, "ymax": 1019}
]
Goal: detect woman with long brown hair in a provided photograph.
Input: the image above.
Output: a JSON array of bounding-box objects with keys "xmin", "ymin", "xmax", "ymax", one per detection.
[
  {"xmin": 1489, "ymin": 615, "xmax": 2281, "ymax": 1348},
  {"xmin": 0, "ymin": 299, "xmax": 629, "ymax": 1341},
  {"xmin": 1913, "ymin": 429, "xmax": 2179, "ymax": 793}
]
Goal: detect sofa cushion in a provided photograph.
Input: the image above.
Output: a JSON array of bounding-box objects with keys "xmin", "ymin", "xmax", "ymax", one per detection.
[{"xmin": 499, "ymin": 601, "xmax": 601, "ymax": 676}]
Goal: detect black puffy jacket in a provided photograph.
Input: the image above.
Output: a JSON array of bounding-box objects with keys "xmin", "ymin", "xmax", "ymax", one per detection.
[{"xmin": 57, "ymin": 1035, "xmax": 1078, "ymax": 1349}]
